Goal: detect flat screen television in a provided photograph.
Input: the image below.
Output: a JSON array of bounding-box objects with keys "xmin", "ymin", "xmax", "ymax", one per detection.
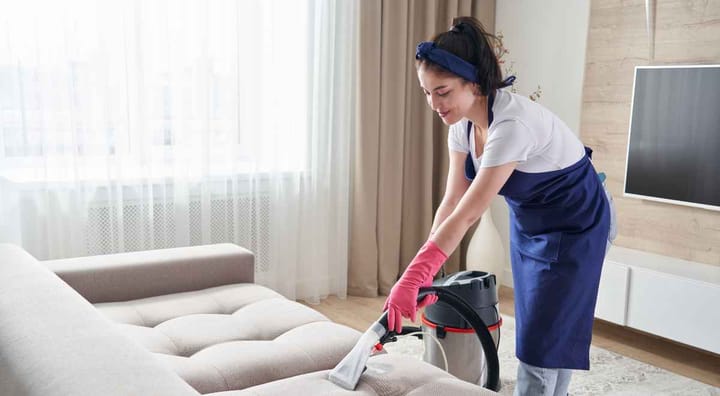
[{"xmin": 624, "ymin": 65, "xmax": 720, "ymax": 211}]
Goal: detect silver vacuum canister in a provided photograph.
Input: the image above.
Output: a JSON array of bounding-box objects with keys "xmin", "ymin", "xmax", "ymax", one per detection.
[{"xmin": 421, "ymin": 270, "xmax": 501, "ymax": 386}]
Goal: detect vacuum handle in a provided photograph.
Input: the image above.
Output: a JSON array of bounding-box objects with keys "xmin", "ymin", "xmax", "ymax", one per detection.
[
  {"xmin": 376, "ymin": 289, "xmax": 435, "ymax": 343},
  {"xmin": 377, "ymin": 311, "xmax": 389, "ymax": 330},
  {"xmin": 378, "ymin": 288, "xmax": 434, "ymax": 322}
]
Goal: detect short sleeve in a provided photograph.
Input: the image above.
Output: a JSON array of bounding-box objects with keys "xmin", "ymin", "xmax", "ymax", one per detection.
[
  {"xmin": 480, "ymin": 119, "xmax": 535, "ymax": 168},
  {"xmin": 447, "ymin": 120, "xmax": 469, "ymax": 153}
]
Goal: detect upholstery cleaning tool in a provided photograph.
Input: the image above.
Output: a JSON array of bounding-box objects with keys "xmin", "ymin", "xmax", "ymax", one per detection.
[
  {"xmin": 328, "ymin": 271, "xmax": 501, "ymax": 391},
  {"xmin": 326, "ymin": 311, "xmax": 390, "ymax": 391}
]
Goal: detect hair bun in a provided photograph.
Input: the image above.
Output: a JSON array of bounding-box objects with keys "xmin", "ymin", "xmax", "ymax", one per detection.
[{"xmin": 450, "ymin": 22, "xmax": 465, "ymax": 34}]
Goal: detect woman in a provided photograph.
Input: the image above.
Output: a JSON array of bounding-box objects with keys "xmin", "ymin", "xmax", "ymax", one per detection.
[{"xmin": 383, "ymin": 17, "xmax": 612, "ymax": 396}]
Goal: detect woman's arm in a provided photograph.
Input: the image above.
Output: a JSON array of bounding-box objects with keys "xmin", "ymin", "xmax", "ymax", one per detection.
[
  {"xmin": 429, "ymin": 150, "xmax": 472, "ymax": 236},
  {"xmin": 430, "ymin": 161, "xmax": 517, "ymax": 255},
  {"xmin": 383, "ymin": 161, "xmax": 517, "ymax": 331}
]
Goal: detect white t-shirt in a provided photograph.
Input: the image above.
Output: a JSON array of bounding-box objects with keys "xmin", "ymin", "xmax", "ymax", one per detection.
[{"xmin": 448, "ymin": 89, "xmax": 585, "ymax": 173}]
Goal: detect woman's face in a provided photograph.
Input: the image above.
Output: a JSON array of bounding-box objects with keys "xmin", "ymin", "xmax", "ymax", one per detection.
[{"xmin": 417, "ymin": 65, "xmax": 477, "ymax": 125}]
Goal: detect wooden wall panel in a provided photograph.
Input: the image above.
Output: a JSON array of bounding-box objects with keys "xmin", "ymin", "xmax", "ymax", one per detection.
[{"xmin": 581, "ymin": 0, "xmax": 720, "ymax": 266}]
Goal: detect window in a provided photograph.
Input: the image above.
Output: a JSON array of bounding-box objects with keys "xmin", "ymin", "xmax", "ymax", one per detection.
[{"xmin": 0, "ymin": 0, "xmax": 311, "ymax": 181}]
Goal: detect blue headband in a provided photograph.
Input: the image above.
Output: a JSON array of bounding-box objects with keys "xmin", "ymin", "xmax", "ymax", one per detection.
[{"xmin": 415, "ymin": 41, "xmax": 479, "ymax": 83}]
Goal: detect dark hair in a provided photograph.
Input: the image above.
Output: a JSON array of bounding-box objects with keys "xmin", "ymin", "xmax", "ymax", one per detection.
[{"xmin": 417, "ymin": 16, "xmax": 502, "ymax": 96}]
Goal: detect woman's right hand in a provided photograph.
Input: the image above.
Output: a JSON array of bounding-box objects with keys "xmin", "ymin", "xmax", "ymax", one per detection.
[{"xmin": 382, "ymin": 240, "xmax": 447, "ymax": 332}]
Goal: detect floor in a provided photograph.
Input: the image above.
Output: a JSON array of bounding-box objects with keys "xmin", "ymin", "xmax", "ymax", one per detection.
[{"xmin": 304, "ymin": 286, "xmax": 720, "ymax": 388}]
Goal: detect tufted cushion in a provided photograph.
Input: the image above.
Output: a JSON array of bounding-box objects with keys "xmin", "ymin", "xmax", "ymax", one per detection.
[
  {"xmin": 95, "ymin": 283, "xmax": 361, "ymax": 394},
  {"xmin": 205, "ymin": 353, "xmax": 497, "ymax": 396}
]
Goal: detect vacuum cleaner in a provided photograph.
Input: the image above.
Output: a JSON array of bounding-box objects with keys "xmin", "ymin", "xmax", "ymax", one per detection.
[{"xmin": 328, "ymin": 270, "xmax": 502, "ymax": 392}]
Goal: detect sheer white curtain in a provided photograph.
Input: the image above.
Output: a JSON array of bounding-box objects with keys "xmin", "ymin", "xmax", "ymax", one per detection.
[{"xmin": 0, "ymin": 0, "xmax": 356, "ymax": 302}]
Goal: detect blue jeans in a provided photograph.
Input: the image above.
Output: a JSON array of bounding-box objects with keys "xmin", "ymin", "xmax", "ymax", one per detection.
[{"xmin": 514, "ymin": 361, "xmax": 572, "ymax": 396}]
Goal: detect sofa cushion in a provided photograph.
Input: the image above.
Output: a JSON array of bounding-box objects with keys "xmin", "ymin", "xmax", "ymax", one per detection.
[
  {"xmin": 95, "ymin": 283, "xmax": 283, "ymax": 328},
  {"xmin": 95, "ymin": 283, "xmax": 361, "ymax": 394},
  {"xmin": 204, "ymin": 354, "xmax": 497, "ymax": 396}
]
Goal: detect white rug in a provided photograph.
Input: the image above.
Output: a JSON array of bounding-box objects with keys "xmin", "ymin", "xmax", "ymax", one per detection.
[{"xmin": 383, "ymin": 316, "xmax": 719, "ymax": 395}]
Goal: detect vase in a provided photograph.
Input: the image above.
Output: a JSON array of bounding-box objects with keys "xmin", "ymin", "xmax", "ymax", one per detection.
[{"xmin": 465, "ymin": 206, "xmax": 506, "ymax": 287}]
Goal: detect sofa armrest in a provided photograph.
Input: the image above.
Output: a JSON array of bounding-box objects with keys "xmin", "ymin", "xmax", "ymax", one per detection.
[
  {"xmin": 43, "ymin": 243, "xmax": 254, "ymax": 303},
  {"xmin": 0, "ymin": 244, "xmax": 200, "ymax": 396}
]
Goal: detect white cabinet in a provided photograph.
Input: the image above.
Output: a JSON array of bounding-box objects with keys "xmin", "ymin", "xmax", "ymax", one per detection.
[
  {"xmin": 594, "ymin": 260, "xmax": 629, "ymax": 325},
  {"xmin": 626, "ymin": 267, "xmax": 720, "ymax": 353},
  {"xmin": 595, "ymin": 246, "xmax": 720, "ymax": 354}
]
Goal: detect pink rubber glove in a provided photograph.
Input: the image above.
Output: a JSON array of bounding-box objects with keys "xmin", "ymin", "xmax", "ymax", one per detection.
[
  {"xmin": 383, "ymin": 240, "xmax": 447, "ymax": 332},
  {"xmin": 417, "ymin": 276, "xmax": 439, "ymax": 309},
  {"xmin": 419, "ymin": 230, "xmax": 441, "ymax": 307}
]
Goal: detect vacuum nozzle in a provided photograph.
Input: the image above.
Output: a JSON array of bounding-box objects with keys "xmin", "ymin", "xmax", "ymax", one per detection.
[{"xmin": 327, "ymin": 313, "xmax": 390, "ymax": 390}]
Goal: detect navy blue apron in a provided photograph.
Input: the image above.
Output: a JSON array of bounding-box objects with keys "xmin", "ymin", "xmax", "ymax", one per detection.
[{"xmin": 465, "ymin": 85, "xmax": 610, "ymax": 370}]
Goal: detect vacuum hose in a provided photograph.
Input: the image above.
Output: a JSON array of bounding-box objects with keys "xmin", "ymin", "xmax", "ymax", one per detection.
[{"xmin": 377, "ymin": 286, "xmax": 500, "ymax": 391}]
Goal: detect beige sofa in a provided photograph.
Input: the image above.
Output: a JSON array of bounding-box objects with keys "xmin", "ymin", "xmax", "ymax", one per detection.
[{"xmin": 0, "ymin": 243, "xmax": 496, "ymax": 395}]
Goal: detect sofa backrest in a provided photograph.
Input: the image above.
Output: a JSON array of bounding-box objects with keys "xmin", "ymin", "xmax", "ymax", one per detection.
[
  {"xmin": 43, "ymin": 243, "xmax": 254, "ymax": 303},
  {"xmin": 0, "ymin": 244, "xmax": 200, "ymax": 396}
]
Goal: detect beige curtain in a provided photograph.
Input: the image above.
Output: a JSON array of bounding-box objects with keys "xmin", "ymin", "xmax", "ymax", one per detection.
[{"xmin": 349, "ymin": 0, "xmax": 496, "ymax": 297}]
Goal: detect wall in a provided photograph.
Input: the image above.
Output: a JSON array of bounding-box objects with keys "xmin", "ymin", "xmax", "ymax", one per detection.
[
  {"xmin": 492, "ymin": 1, "xmax": 592, "ymax": 285},
  {"xmin": 582, "ymin": 0, "xmax": 720, "ymax": 266},
  {"xmin": 495, "ymin": 1, "xmax": 591, "ymax": 133}
]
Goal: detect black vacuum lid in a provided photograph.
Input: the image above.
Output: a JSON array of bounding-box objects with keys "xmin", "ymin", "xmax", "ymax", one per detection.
[{"xmin": 423, "ymin": 270, "xmax": 499, "ymax": 329}]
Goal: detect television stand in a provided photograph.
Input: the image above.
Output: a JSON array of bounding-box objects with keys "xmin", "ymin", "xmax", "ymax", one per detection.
[{"xmin": 595, "ymin": 245, "xmax": 720, "ymax": 354}]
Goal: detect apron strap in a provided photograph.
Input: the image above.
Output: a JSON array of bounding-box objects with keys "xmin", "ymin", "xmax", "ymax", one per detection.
[
  {"xmin": 464, "ymin": 76, "xmax": 516, "ymax": 181},
  {"xmin": 499, "ymin": 76, "xmax": 516, "ymax": 88},
  {"xmin": 465, "ymin": 122, "xmax": 476, "ymax": 181}
]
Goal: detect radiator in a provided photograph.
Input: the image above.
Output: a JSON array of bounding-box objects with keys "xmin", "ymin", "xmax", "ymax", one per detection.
[
  {"xmin": 18, "ymin": 189, "xmax": 271, "ymax": 272},
  {"xmin": 84, "ymin": 194, "xmax": 271, "ymax": 272}
]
